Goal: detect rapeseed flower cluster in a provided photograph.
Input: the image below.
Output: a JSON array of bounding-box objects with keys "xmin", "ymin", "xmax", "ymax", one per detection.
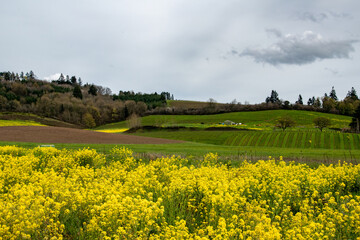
[
  {"xmin": 94, "ymin": 128, "xmax": 128, "ymax": 133},
  {"xmin": 0, "ymin": 145, "xmax": 360, "ymax": 239}
]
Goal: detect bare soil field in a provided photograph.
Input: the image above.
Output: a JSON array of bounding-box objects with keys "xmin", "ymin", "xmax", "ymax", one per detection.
[{"xmin": 0, "ymin": 126, "xmax": 182, "ymax": 144}]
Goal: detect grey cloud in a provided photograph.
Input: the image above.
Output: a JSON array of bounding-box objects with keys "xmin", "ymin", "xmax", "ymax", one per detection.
[
  {"xmin": 238, "ymin": 30, "xmax": 357, "ymax": 65},
  {"xmin": 324, "ymin": 68, "xmax": 340, "ymax": 76},
  {"xmin": 297, "ymin": 12, "xmax": 328, "ymax": 22},
  {"xmin": 266, "ymin": 28, "xmax": 283, "ymax": 38},
  {"xmin": 296, "ymin": 11, "xmax": 350, "ymax": 23}
]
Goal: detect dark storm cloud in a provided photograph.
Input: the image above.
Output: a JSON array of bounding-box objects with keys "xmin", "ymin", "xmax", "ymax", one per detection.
[{"xmin": 238, "ymin": 30, "xmax": 357, "ymax": 66}]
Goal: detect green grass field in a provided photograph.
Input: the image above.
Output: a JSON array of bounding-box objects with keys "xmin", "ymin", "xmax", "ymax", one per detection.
[
  {"xmin": 1, "ymin": 109, "xmax": 358, "ymax": 164},
  {"xmin": 96, "ymin": 110, "xmax": 352, "ymax": 130},
  {"xmin": 130, "ymin": 130, "xmax": 360, "ymax": 150},
  {"xmin": 166, "ymin": 100, "xmax": 213, "ymax": 109},
  {"xmin": 92, "ymin": 110, "xmax": 358, "ymax": 163},
  {"xmin": 0, "ymin": 141, "xmax": 359, "ymax": 166}
]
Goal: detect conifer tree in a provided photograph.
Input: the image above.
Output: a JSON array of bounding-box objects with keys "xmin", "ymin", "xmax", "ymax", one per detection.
[
  {"xmin": 266, "ymin": 90, "xmax": 280, "ymax": 104},
  {"xmin": 73, "ymin": 85, "xmax": 83, "ymax": 99},
  {"xmin": 88, "ymin": 84, "xmax": 97, "ymax": 96},
  {"xmin": 346, "ymin": 87, "xmax": 358, "ymax": 101},
  {"xmin": 296, "ymin": 94, "xmax": 303, "ymax": 105},
  {"xmin": 329, "ymin": 86, "xmax": 338, "ymax": 101}
]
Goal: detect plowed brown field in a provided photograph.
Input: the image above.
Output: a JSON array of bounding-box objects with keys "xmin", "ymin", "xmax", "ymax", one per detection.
[{"xmin": 0, "ymin": 126, "xmax": 182, "ymax": 144}]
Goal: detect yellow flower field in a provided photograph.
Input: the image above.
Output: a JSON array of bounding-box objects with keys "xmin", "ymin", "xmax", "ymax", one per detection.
[
  {"xmin": 0, "ymin": 120, "xmax": 45, "ymax": 127},
  {"xmin": 0, "ymin": 146, "xmax": 359, "ymax": 239},
  {"xmin": 93, "ymin": 128, "xmax": 128, "ymax": 133}
]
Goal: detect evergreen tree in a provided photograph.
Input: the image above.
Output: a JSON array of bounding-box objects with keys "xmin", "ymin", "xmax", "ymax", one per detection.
[
  {"xmin": 88, "ymin": 84, "xmax": 97, "ymax": 96},
  {"xmin": 314, "ymin": 97, "xmax": 321, "ymax": 108},
  {"xmin": 307, "ymin": 97, "xmax": 314, "ymax": 106},
  {"xmin": 266, "ymin": 90, "xmax": 280, "ymax": 104},
  {"xmin": 73, "ymin": 85, "xmax": 83, "ymax": 99},
  {"xmin": 329, "ymin": 86, "xmax": 338, "ymax": 101},
  {"xmin": 296, "ymin": 94, "xmax": 303, "ymax": 105},
  {"xmin": 71, "ymin": 76, "xmax": 77, "ymax": 85},
  {"xmin": 346, "ymin": 87, "xmax": 358, "ymax": 101},
  {"xmin": 58, "ymin": 73, "xmax": 65, "ymax": 81},
  {"xmin": 4, "ymin": 72, "xmax": 11, "ymax": 81},
  {"xmin": 29, "ymin": 70, "xmax": 35, "ymax": 80}
]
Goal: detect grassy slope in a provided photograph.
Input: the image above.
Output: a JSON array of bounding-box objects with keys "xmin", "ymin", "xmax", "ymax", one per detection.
[
  {"xmin": 0, "ymin": 119, "xmax": 45, "ymax": 127},
  {"xmin": 0, "ymin": 112, "xmax": 81, "ymax": 128},
  {"xmin": 1, "ymin": 110, "xmax": 357, "ymax": 163},
  {"xmin": 0, "ymin": 141, "xmax": 358, "ymax": 166},
  {"xmin": 96, "ymin": 110, "xmax": 352, "ymax": 130},
  {"xmin": 92, "ymin": 110, "xmax": 359, "ymax": 162},
  {"xmin": 166, "ymin": 100, "xmax": 226, "ymax": 109},
  {"xmin": 131, "ymin": 130, "xmax": 360, "ymax": 150}
]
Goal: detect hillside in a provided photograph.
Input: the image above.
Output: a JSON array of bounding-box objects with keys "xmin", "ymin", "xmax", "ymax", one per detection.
[
  {"xmin": 96, "ymin": 110, "xmax": 352, "ymax": 131},
  {"xmin": 0, "ymin": 112, "xmax": 81, "ymax": 128},
  {"xmin": 95, "ymin": 110, "xmax": 359, "ymax": 155},
  {"xmin": 167, "ymin": 99, "xmax": 225, "ymax": 109},
  {"xmin": 0, "ymin": 72, "xmax": 170, "ymax": 128},
  {"xmin": 132, "ymin": 130, "xmax": 360, "ymax": 150}
]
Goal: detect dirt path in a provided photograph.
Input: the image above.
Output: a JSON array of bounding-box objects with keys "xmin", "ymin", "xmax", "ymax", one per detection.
[{"xmin": 0, "ymin": 126, "xmax": 182, "ymax": 144}]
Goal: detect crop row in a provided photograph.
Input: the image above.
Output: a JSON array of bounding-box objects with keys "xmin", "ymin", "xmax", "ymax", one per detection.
[{"xmin": 225, "ymin": 132, "xmax": 360, "ymax": 150}]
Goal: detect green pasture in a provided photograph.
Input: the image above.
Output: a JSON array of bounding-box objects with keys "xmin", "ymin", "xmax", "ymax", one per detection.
[
  {"xmin": 166, "ymin": 100, "xmax": 211, "ymax": 108},
  {"xmin": 129, "ymin": 129, "xmax": 360, "ymax": 150},
  {"xmin": 96, "ymin": 110, "xmax": 352, "ymax": 131},
  {"xmin": 0, "ymin": 141, "xmax": 359, "ymax": 166},
  {"xmin": 1, "ymin": 109, "xmax": 358, "ymax": 165}
]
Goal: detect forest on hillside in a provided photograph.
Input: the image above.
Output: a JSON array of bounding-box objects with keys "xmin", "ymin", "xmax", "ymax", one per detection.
[
  {"xmin": 0, "ymin": 71, "xmax": 359, "ymax": 129},
  {"xmin": 0, "ymin": 71, "xmax": 171, "ymax": 128}
]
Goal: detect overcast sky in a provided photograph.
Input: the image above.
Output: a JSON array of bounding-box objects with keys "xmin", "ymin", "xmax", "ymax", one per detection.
[{"xmin": 1, "ymin": 0, "xmax": 359, "ymax": 103}]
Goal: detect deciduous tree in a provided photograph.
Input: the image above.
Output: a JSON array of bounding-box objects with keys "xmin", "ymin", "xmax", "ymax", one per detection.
[
  {"xmin": 313, "ymin": 117, "xmax": 331, "ymax": 131},
  {"xmin": 82, "ymin": 112, "xmax": 96, "ymax": 128},
  {"xmin": 276, "ymin": 116, "xmax": 295, "ymax": 131}
]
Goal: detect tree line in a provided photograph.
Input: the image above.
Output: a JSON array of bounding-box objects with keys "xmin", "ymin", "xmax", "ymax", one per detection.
[
  {"xmin": 0, "ymin": 71, "xmax": 171, "ymax": 128},
  {"xmin": 113, "ymin": 90, "xmax": 173, "ymax": 109},
  {"xmin": 262, "ymin": 88, "xmax": 360, "ymax": 132},
  {"xmin": 150, "ymin": 87, "xmax": 360, "ymax": 132},
  {"xmin": 1, "ymin": 71, "xmax": 360, "ymax": 131}
]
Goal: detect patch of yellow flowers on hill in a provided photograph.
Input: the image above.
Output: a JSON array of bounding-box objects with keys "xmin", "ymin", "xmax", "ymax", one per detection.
[
  {"xmin": 0, "ymin": 120, "xmax": 45, "ymax": 127},
  {"xmin": 0, "ymin": 146, "xmax": 360, "ymax": 239},
  {"xmin": 93, "ymin": 128, "xmax": 128, "ymax": 133}
]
